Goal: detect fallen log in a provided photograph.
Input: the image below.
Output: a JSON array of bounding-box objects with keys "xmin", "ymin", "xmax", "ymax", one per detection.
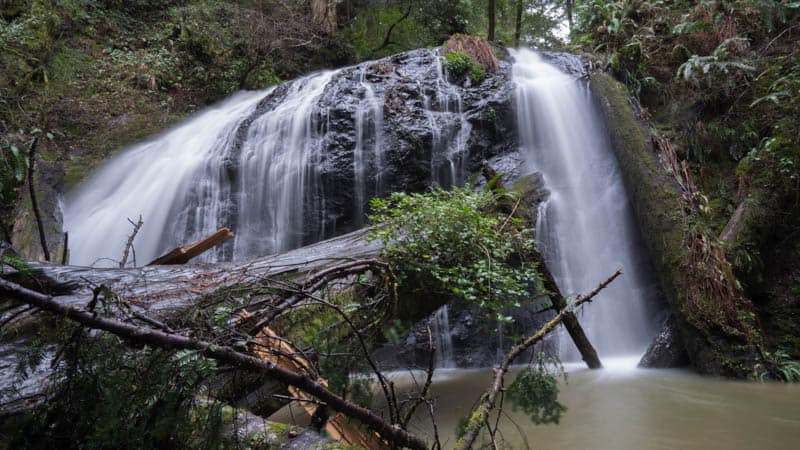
[
  {"xmin": 0, "ymin": 278, "xmax": 428, "ymax": 450},
  {"xmin": 147, "ymin": 227, "xmax": 234, "ymax": 265}
]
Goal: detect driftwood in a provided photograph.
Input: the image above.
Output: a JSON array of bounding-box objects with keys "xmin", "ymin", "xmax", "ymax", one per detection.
[
  {"xmin": 455, "ymin": 269, "xmax": 622, "ymax": 450},
  {"xmin": 147, "ymin": 227, "xmax": 234, "ymax": 265}
]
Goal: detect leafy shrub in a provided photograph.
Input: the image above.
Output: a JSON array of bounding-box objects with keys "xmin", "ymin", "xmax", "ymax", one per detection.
[
  {"xmin": 8, "ymin": 327, "xmax": 228, "ymax": 449},
  {"xmin": 444, "ymin": 50, "xmax": 488, "ymax": 85},
  {"xmin": 444, "ymin": 50, "xmax": 473, "ymax": 76},
  {"xmin": 369, "ymin": 187, "xmax": 543, "ymax": 320},
  {"xmin": 507, "ymin": 355, "xmax": 567, "ymax": 424}
]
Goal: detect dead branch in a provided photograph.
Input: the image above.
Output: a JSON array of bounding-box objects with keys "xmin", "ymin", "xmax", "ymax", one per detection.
[
  {"xmin": 402, "ymin": 325, "xmax": 437, "ymax": 427},
  {"xmin": 120, "ymin": 216, "xmax": 143, "ymax": 268},
  {"xmin": 0, "ymin": 277, "xmax": 428, "ymax": 450},
  {"xmin": 455, "ymin": 269, "xmax": 622, "ymax": 450},
  {"xmin": 27, "ymin": 137, "xmax": 49, "ymax": 262},
  {"xmin": 147, "ymin": 227, "xmax": 234, "ymax": 265}
]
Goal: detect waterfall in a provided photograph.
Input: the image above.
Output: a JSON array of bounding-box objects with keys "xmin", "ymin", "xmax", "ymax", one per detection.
[
  {"xmin": 64, "ymin": 49, "xmax": 478, "ymax": 269},
  {"xmin": 431, "ymin": 305, "xmax": 456, "ymax": 368},
  {"xmin": 353, "ymin": 67, "xmax": 385, "ymax": 226},
  {"xmin": 63, "ymin": 90, "xmax": 268, "ymax": 266},
  {"xmin": 511, "ymin": 48, "xmax": 658, "ymax": 359},
  {"xmin": 424, "ymin": 49, "xmax": 472, "ymax": 188}
]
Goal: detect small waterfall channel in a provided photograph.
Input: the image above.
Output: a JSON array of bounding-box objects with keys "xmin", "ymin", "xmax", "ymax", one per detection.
[{"xmin": 511, "ymin": 48, "xmax": 659, "ymax": 361}]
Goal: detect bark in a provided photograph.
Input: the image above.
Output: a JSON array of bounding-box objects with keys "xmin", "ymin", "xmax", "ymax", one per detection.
[
  {"xmin": 483, "ymin": 164, "xmax": 602, "ymax": 369},
  {"xmin": 566, "ymin": 0, "xmax": 574, "ymax": 30},
  {"xmin": 455, "ymin": 269, "xmax": 622, "ymax": 450},
  {"xmin": 0, "ymin": 277, "xmax": 428, "ymax": 450},
  {"xmin": 488, "ymin": 0, "xmax": 497, "ymax": 41},
  {"xmin": 532, "ymin": 246, "xmax": 602, "ymax": 369},
  {"xmin": 311, "ymin": 0, "xmax": 338, "ymax": 35},
  {"xmin": 514, "ymin": 0, "xmax": 523, "ymax": 47},
  {"xmin": 3, "ymin": 228, "xmax": 382, "ymax": 328}
]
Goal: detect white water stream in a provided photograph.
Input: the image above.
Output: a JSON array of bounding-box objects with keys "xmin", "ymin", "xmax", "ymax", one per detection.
[{"xmin": 511, "ymin": 48, "xmax": 659, "ymax": 359}]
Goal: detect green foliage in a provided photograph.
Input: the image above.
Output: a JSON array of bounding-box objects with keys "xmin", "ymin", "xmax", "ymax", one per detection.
[
  {"xmin": 343, "ymin": 3, "xmax": 438, "ymax": 60},
  {"xmin": 369, "ymin": 187, "xmax": 543, "ymax": 320},
  {"xmin": 506, "ymin": 354, "xmax": 567, "ymax": 424},
  {"xmin": 763, "ymin": 350, "xmax": 800, "ymax": 382},
  {"xmin": 444, "ymin": 50, "xmax": 473, "ymax": 75},
  {"xmin": 677, "ymin": 38, "xmax": 756, "ymax": 85},
  {"xmin": 576, "ymin": 0, "xmax": 627, "ymax": 32},
  {"xmin": 444, "ymin": 50, "xmax": 488, "ymax": 84},
  {"xmin": 8, "ymin": 325, "xmax": 228, "ymax": 449}
]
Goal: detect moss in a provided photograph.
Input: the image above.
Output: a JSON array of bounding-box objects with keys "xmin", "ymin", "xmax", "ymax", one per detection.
[{"xmin": 590, "ymin": 72, "xmax": 765, "ymax": 377}]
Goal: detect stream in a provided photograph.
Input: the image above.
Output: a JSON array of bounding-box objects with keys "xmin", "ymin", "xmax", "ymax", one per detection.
[{"xmin": 271, "ymin": 360, "xmax": 800, "ymax": 449}]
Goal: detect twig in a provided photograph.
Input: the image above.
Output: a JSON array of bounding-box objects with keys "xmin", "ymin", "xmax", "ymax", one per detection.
[
  {"xmin": 760, "ymin": 24, "xmax": 800, "ymax": 55},
  {"xmin": 272, "ymin": 394, "xmax": 327, "ymax": 406},
  {"xmin": 455, "ymin": 269, "xmax": 622, "ymax": 450},
  {"xmin": 27, "ymin": 137, "xmax": 49, "ymax": 262},
  {"xmin": 120, "ymin": 216, "xmax": 143, "ymax": 268},
  {"xmin": 402, "ymin": 326, "xmax": 437, "ymax": 427}
]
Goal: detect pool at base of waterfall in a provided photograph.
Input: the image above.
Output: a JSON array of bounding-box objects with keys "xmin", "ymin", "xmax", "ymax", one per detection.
[{"xmin": 270, "ymin": 362, "xmax": 800, "ymax": 449}]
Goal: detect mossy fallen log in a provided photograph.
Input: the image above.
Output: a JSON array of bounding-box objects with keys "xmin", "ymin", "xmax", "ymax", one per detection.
[{"xmin": 590, "ymin": 72, "xmax": 764, "ymax": 377}]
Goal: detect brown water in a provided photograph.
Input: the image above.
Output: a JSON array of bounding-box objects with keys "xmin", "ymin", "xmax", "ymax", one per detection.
[{"xmin": 272, "ymin": 357, "xmax": 800, "ymax": 449}]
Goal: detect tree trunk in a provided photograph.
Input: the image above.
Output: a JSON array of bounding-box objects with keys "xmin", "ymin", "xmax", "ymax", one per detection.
[
  {"xmin": 566, "ymin": 0, "xmax": 574, "ymax": 30},
  {"xmin": 311, "ymin": 0, "xmax": 338, "ymax": 35},
  {"xmin": 488, "ymin": 0, "xmax": 496, "ymax": 41},
  {"xmin": 533, "ymin": 247, "xmax": 603, "ymax": 369},
  {"xmin": 514, "ymin": 0, "xmax": 523, "ymax": 47}
]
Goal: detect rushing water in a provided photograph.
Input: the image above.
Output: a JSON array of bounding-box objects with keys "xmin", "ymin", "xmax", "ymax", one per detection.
[
  {"xmin": 511, "ymin": 49, "xmax": 660, "ymax": 360},
  {"xmin": 353, "ymin": 66, "xmax": 384, "ymax": 227},
  {"xmin": 63, "ymin": 90, "xmax": 268, "ymax": 266}
]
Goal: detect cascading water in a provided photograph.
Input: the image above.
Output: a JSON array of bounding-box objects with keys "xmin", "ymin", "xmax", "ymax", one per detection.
[
  {"xmin": 423, "ymin": 49, "xmax": 474, "ymax": 365},
  {"xmin": 511, "ymin": 48, "xmax": 659, "ymax": 360},
  {"xmin": 64, "ymin": 90, "xmax": 268, "ymax": 266},
  {"xmin": 424, "ymin": 50, "xmax": 472, "ymax": 188},
  {"xmin": 64, "ymin": 49, "xmax": 478, "ymax": 273},
  {"xmin": 353, "ymin": 67, "xmax": 385, "ymax": 226},
  {"xmin": 233, "ymin": 71, "xmax": 337, "ymax": 257},
  {"xmin": 431, "ymin": 306, "xmax": 456, "ymax": 368}
]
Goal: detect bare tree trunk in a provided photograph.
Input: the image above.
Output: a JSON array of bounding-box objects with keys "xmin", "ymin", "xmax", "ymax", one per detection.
[
  {"xmin": 27, "ymin": 138, "xmax": 49, "ymax": 262},
  {"xmin": 566, "ymin": 0, "xmax": 574, "ymax": 30},
  {"xmin": 514, "ymin": 0, "xmax": 523, "ymax": 47},
  {"xmin": 532, "ymin": 246, "xmax": 603, "ymax": 369},
  {"xmin": 488, "ymin": 0, "xmax": 496, "ymax": 41},
  {"xmin": 311, "ymin": 0, "xmax": 338, "ymax": 35}
]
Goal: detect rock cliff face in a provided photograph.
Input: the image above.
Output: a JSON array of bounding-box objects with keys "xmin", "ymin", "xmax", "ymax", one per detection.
[
  {"xmin": 292, "ymin": 48, "xmax": 517, "ymax": 244},
  {"xmin": 55, "ymin": 47, "xmax": 518, "ymax": 265}
]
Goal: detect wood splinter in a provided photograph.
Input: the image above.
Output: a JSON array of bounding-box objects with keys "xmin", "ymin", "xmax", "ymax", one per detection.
[{"xmin": 147, "ymin": 228, "xmax": 234, "ymax": 266}]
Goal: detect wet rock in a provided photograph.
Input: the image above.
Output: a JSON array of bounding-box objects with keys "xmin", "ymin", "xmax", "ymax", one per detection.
[
  {"xmin": 308, "ymin": 47, "xmax": 516, "ymax": 240},
  {"xmin": 638, "ymin": 315, "xmax": 690, "ymax": 368}
]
